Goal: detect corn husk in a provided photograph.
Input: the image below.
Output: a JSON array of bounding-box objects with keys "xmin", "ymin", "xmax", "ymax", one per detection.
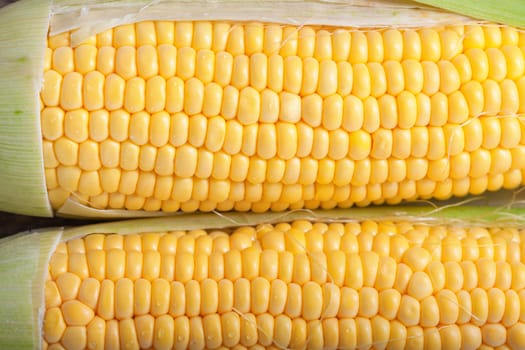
[
  {"xmin": 414, "ymin": 0, "xmax": 525, "ymax": 29},
  {"xmin": 0, "ymin": 0, "xmax": 52, "ymax": 217},
  {"xmin": 49, "ymin": 0, "xmax": 475, "ymax": 46}
]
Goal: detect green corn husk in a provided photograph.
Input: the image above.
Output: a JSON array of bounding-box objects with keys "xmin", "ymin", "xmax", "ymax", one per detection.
[
  {"xmin": 413, "ymin": 0, "xmax": 525, "ymax": 29},
  {"xmin": 0, "ymin": 0, "xmax": 52, "ymax": 217}
]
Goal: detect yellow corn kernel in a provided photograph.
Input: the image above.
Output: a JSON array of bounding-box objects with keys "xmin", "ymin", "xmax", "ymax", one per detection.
[
  {"xmin": 231, "ymin": 55, "xmax": 249, "ymax": 89},
  {"xmin": 149, "ymin": 112, "xmax": 170, "ymax": 147},
  {"xmin": 420, "ymin": 28, "xmax": 441, "ymax": 61},
  {"xmin": 440, "ymin": 29, "xmax": 463, "ymax": 59},
  {"xmin": 226, "ymin": 24, "xmax": 245, "ymax": 56},
  {"xmin": 43, "ymin": 307, "xmax": 66, "ymax": 344},
  {"xmin": 238, "ymin": 87, "xmax": 260, "ymax": 125}
]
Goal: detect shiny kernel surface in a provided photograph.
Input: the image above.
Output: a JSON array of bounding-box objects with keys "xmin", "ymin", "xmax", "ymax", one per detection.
[
  {"xmin": 44, "ymin": 220, "xmax": 525, "ymax": 349},
  {"xmin": 42, "ymin": 21, "xmax": 525, "ymax": 213}
]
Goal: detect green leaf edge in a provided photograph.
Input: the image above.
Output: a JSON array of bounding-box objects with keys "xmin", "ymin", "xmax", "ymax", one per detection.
[
  {"xmin": 59, "ymin": 205, "xmax": 525, "ymax": 242},
  {"xmin": 413, "ymin": 0, "xmax": 525, "ymax": 28}
]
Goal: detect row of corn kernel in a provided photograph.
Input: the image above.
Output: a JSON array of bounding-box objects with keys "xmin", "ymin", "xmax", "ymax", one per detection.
[
  {"xmin": 45, "ymin": 158, "xmax": 523, "ymax": 197},
  {"xmin": 45, "ymin": 178, "xmax": 517, "ymax": 212},
  {"xmin": 44, "ymin": 276, "xmax": 525, "ymax": 334},
  {"xmin": 44, "ymin": 44, "xmax": 525, "ymax": 97},
  {"xmin": 40, "ymin": 84, "xmax": 525, "ymax": 138},
  {"xmin": 41, "ymin": 115, "xmax": 525, "ymax": 165},
  {"xmin": 48, "ymin": 22, "xmax": 523, "ymax": 60},
  {"xmin": 41, "ymin": 55, "xmax": 525, "ymax": 118},
  {"xmin": 50, "ymin": 222, "xmax": 523, "ymax": 262},
  {"xmin": 42, "ymin": 145, "xmax": 525, "ymax": 181},
  {"xmin": 47, "ymin": 252, "xmax": 525, "ymax": 296},
  {"xmin": 45, "ymin": 315, "xmax": 525, "ymax": 350},
  {"xmin": 48, "ymin": 233, "xmax": 524, "ymax": 286}
]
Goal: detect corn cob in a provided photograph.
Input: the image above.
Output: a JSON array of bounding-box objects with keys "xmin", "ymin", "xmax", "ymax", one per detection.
[
  {"xmin": 1, "ymin": 208, "xmax": 525, "ymax": 349},
  {"xmin": 3, "ymin": 0, "xmax": 525, "ymax": 217},
  {"xmin": 41, "ymin": 18, "xmax": 525, "ymax": 216}
]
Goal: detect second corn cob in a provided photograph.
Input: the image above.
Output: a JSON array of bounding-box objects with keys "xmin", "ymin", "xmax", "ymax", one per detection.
[{"xmin": 2, "ymin": 208, "xmax": 521, "ymax": 349}]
